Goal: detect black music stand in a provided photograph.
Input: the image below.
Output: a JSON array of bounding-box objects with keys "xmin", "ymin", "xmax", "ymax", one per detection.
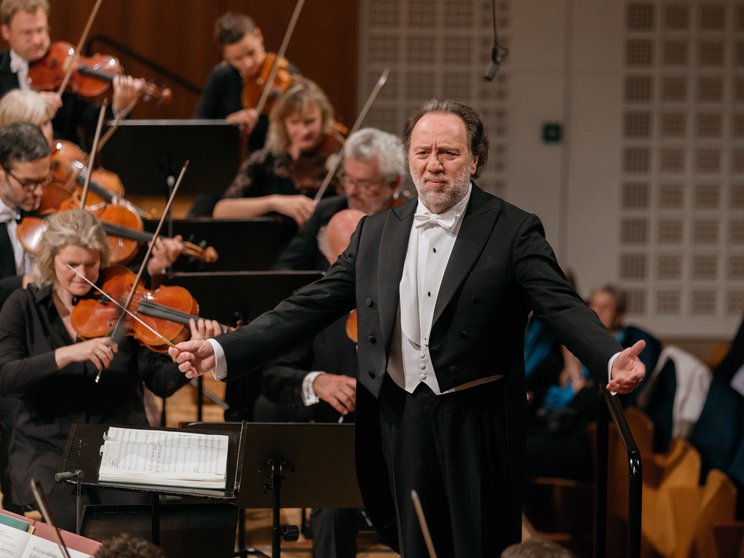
[
  {"xmin": 160, "ymin": 271, "xmax": 323, "ymax": 326},
  {"xmin": 59, "ymin": 423, "xmax": 246, "ymax": 547},
  {"xmin": 98, "ymin": 119, "xmax": 241, "ymax": 199},
  {"xmin": 143, "ymin": 218, "xmax": 296, "ymax": 272},
  {"xmin": 196, "ymin": 422, "xmax": 362, "ymax": 558},
  {"xmin": 159, "ymin": 271, "xmax": 322, "ymax": 422}
]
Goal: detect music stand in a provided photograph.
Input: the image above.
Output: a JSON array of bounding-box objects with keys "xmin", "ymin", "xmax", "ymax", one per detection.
[
  {"xmin": 59, "ymin": 423, "xmax": 246, "ymax": 546},
  {"xmin": 161, "ymin": 271, "xmax": 323, "ymax": 326},
  {"xmin": 143, "ymin": 218, "xmax": 296, "ymax": 272},
  {"xmin": 98, "ymin": 119, "xmax": 241, "ymax": 199},
  {"xmin": 196, "ymin": 422, "xmax": 362, "ymax": 558}
]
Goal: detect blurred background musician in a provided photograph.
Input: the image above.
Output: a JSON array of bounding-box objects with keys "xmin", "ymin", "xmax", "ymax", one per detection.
[
  {"xmin": 194, "ymin": 11, "xmax": 300, "ymax": 153},
  {"xmin": 0, "ymin": 87, "xmax": 51, "ymax": 144},
  {"xmin": 212, "ymin": 78, "xmax": 341, "ymax": 229},
  {"xmin": 0, "ymin": 207, "xmax": 219, "ymax": 530},
  {"xmin": 0, "ymin": 121, "xmax": 48, "ymax": 307},
  {"xmin": 273, "ymin": 127, "xmax": 405, "ymax": 272},
  {"xmin": 0, "ymin": 0, "xmax": 142, "ymax": 148}
]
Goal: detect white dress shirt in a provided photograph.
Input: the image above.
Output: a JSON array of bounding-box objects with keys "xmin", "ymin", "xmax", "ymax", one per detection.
[
  {"xmin": 386, "ymin": 184, "xmax": 472, "ymax": 394},
  {"xmin": 0, "ymin": 199, "xmax": 31, "ymax": 274},
  {"xmin": 9, "ymin": 50, "xmax": 30, "ymax": 91}
]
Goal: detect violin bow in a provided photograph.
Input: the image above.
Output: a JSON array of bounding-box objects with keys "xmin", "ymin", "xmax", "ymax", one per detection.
[
  {"xmin": 254, "ymin": 0, "xmax": 306, "ymax": 115},
  {"xmin": 57, "ymin": 0, "xmax": 104, "ymax": 97},
  {"xmin": 30, "ymin": 479, "xmax": 73, "ymax": 558},
  {"xmin": 101, "ymin": 161, "xmax": 189, "ymax": 382},
  {"xmin": 313, "ymin": 67, "xmax": 390, "ymax": 203},
  {"xmin": 67, "ymin": 263, "xmax": 228, "ymax": 409},
  {"xmin": 411, "ymin": 490, "xmax": 438, "ymax": 558},
  {"xmin": 79, "ymin": 99, "xmax": 108, "ymax": 208},
  {"xmin": 96, "ymin": 94, "xmax": 138, "ymax": 153}
]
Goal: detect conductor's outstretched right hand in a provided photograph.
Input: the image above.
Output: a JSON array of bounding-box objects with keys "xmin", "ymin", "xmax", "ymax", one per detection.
[{"xmin": 168, "ymin": 340, "xmax": 216, "ymax": 379}]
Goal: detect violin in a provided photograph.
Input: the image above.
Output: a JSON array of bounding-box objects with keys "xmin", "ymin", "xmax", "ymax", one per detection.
[
  {"xmin": 291, "ymin": 132, "xmax": 345, "ymax": 196},
  {"xmin": 28, "ymin": 41, "xmax": 172, "ymax": 105},
  {"xmin": 242, "ymin": 52, "xmax": 298, "ymax": 116},
  {"xmin": 71, "ymin": 266, "xmax": 228, "ymax": 353},
  {"xmin": 51, "ymin": 139, "xmax": 136, "ymax": 213},
  {"xmin": 17, "ymin": 200, "xmax": 219, "ymax": 266}
]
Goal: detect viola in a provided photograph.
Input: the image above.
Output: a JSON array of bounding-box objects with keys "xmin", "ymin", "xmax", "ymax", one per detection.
[
  {"xmin": 28, "ymin": 41, "xmax": 172, "ymax": 105},
  {"xmin": 242, "ymin": 52, "xmax": 298, "ymax": 116},
  {"xmin": 70, "ymin": 266, "xmax": 228, "ymax": 353}
]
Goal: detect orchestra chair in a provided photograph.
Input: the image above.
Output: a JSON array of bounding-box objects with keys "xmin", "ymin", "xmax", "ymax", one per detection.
[{"xmin": 667, "ymin": 469, "xmax": 737, "ymax": 558}]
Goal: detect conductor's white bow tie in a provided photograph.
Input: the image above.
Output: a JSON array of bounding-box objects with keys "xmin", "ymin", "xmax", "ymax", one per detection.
[{"xmin": 413, "ymin": 210, "xmax": 458, "ymax": 232}]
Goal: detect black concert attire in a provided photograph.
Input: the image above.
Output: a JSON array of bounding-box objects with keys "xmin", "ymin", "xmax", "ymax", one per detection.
[
  {"xmin": 0, "ymin": 284, "xmax": 187, "ymax": 530},
  {"xmin": 272, "ymin": 195, "xmax": 349, "ymax": 272},
  {"xmin": 0, "ymin": 49, "xmax": 113, "ymax": 149}
]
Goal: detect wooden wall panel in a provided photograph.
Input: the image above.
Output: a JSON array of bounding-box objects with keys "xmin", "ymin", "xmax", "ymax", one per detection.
[{"xmin": 1, "ymin": 0, "xmax": 358, "ymax": 122}]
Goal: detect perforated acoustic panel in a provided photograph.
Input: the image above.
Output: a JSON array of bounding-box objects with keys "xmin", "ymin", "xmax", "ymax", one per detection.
[
  {"xmin": 621, "ymin": 1, "xmax": 744, "ymax": 321},
  {"xmin": 358, "ymin": 0, "xmax": 510, "ymax": 196}
]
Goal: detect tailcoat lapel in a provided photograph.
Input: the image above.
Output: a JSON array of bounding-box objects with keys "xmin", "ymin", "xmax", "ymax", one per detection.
[
  {"xmin": 432, "ymin": 186, "xmax": 500, "ymax": 325},
  {"xmin": 377, "ymin": 199, "xmax": 416, "ymax": 349}
]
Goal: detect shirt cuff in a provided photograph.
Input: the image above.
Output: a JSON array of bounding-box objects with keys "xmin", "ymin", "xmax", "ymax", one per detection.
[
  {"xmin": 608, "ymin": 351, "xmax": 621, "ymax": 396},
  {"xmin": 301, "ymin": 371, "xmax": 324, "ymax": 406},
  {"xmin": 208, "ymin": 338, "xmax": 227, "ymax": 381}
]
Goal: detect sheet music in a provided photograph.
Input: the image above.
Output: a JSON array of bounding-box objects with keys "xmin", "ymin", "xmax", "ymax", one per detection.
[
  {"xmin": 98, "ymin": 427, "xmax": 228, "ymax": 489},
  {"xmin": 0, "ymin": 523, "xmax": 91, "ymax": 558}
]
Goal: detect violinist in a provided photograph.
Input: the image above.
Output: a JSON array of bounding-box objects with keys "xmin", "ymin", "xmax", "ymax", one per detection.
[
  {"xmin": 0, "ymin": 122, "xmax": 48, "ymax": 307},
  {"xmin": 273, "ymin": 127, "xmax": 406, "ymax": 271},
  {"xmin": 213, "ymin": 78, "xmax": 339, "ymax": 227},
  {"xmin": 194, "ymin": 11, "xmax": 299, "ymax": 152},
  {"xmin": 0, "ymin": 122, "xmax": 183, "ymax": 308},
  {"xmin": 0, "ymin": 207, "xmax": 221, "ymax": 530},
  {"xmin": 0, "ymin": 0, "xmax": 143, "ymax": 148}
]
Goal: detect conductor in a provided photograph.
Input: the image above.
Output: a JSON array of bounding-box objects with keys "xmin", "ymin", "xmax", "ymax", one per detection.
[{"xmin": 171, "ymin": 99, "xmax": 646, "ymax": 557}]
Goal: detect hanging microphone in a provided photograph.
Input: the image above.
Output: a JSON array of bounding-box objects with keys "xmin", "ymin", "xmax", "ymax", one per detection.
[
  {"xmin": 484, "ymin": 0, "xmax": 508, "ymax": 82},
  {"xmin": 483, "ymin": 46, "xmax": 502, "ymax": 81}
]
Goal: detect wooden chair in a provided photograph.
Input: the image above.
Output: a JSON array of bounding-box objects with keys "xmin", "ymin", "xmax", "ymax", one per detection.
[
  {"xmin": 712, "ymin": 521, "xmax": 744, "ymax": 558},
  {"xmin": 667, "ymin": 469, "xmax": 738, "ymax": 558},
  {"xmin": 640, "ymin": 438, "xmax": 702, "ymax": 557}
]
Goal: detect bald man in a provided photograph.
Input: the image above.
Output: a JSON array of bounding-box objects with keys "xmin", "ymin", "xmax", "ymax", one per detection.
[{"xmin": 257, "ymin": 209, "xmax": 366, "ymax": 558}]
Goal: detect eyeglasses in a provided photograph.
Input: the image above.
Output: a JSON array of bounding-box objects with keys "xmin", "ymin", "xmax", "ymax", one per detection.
[
  {"xmin": 3, "ymin": 167, "xmax": 51, "ymax": 192},
  {"xmin": 340, "ymin": 173, "xmax": 386, "ymax": 192}
]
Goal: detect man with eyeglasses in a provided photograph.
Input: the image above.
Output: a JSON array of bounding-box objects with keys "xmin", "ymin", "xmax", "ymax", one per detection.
[
  {"xmin": 273, "ymin": 127, "xmax": 407, "ymax": 272},
  {"xmin": 0, "ymin": 121, "xmax": 48, "ymax": 307}
]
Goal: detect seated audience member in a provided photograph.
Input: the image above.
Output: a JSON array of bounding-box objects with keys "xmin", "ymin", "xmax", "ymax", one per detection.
[
  {"xmin": 94, "ymin": 534, "xmax": 166, "ymax": 558},
  {"xmin": 525, "ymin": 284, "xmax": 661, "ymax": 479},
  {"xmin": 0, "ymin": 208, "xmax": 219, "ymax": 530},
  {"xmin": 523, "ymin": 268, "xmax": 577, "ymax": 411},
  {"xmin": 501, "ymin": 538, "xmax": 577, "ymax": 558},
  {"xmin": 194, "ymin": 11, "xmax": 299, "ymax": 152},
  {"xmin": 690, "ymin": 314, "xmax": 744, "ymax": 515},
  {"xmin": 212, "ymin": 78, "xmax": 341, "ymax": 228},
  {"xmin": 273, "ymin": 126, "xmax": 406, "ymax": 271},
  {"xmin": 259, "ymin": 209, "xmax": 364, "ymax": 558}
]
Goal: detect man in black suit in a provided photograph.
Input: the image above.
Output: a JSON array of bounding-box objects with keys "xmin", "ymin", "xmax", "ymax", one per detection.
[
  {"xmin": 0, "ymin": 121, "xmax": 48, "ymax": 307},
  {"xmin": 171, "ymin": 100, "xmax": 647, "ymax": 557},
  {"xmin": 0, "ymin": 0, "xmax": 142, "ymax": 148}
]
